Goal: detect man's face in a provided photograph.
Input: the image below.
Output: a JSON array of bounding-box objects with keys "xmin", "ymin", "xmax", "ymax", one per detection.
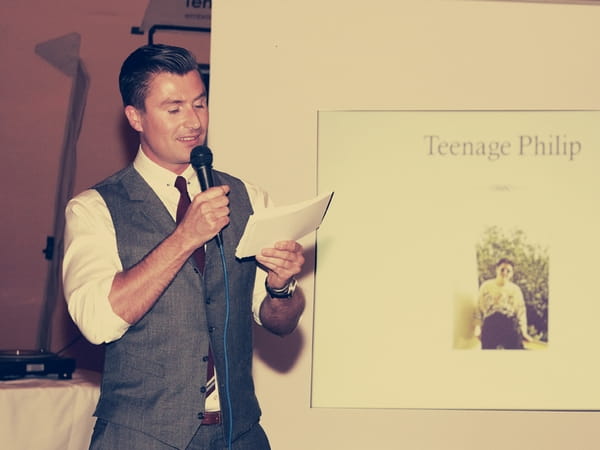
[
  {"xmin": 125, "ymin": 70, "xmax": 208, "ymax": 174},
  {"xmin": 496, "ymin": 263, "xmax": 514, "ymax": 281}
]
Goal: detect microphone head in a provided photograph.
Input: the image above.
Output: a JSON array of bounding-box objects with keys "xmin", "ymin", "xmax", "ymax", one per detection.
[{"xmin": 190, "ymin": 145, "xmax": 213, "ymax": 169}]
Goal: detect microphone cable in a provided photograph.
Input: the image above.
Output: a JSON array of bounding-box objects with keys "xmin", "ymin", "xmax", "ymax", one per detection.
[{"xmin": 216, "ymin": 241, "xmax": 234, "ymax": 450}]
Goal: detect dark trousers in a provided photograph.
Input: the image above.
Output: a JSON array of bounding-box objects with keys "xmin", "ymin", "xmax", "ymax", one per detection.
[
  {"xmin": 89, "ymin": 418, "xmax": 271, "ymax": 450},
  {"xmin": 481, "ymin": 312, "xmax": 524, "ymax": 350}
]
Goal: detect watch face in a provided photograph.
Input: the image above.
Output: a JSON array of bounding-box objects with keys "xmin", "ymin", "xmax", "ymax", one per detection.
[{"xmin": 287, "ymin": 278, "xmax": 298, "ymax": 296}]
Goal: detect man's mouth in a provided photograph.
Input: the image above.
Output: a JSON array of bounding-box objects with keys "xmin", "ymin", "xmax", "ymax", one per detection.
[{"xmin": 178, "ymin": 135, "xmax": 200, "ymax": 143}]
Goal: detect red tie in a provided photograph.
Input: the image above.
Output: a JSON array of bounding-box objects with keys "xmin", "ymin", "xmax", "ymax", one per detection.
[
  {"xmin": 175, "ymin": 176, "xmax": 205, "ymax": 271},
  {"xmin": 174, "ymin": 176, "xmax": 216, "ymax": 399}
]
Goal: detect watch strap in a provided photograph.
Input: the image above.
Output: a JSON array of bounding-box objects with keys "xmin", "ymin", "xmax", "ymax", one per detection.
[{"xmin": 265, "ymin": 277, "xmax": 297, "ymax": 299}]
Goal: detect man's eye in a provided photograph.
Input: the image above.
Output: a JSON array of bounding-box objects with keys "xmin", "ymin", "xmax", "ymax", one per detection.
[
  {"xmin": 168, "ymin": 108, "xmax": 180, "ymax": 114},
  {"xmin": 194, "ymin": 103, "xmax": 206, "ymax": 109}
]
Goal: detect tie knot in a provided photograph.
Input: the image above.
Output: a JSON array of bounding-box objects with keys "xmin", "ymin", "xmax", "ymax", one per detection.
[{"xmin": 174, "ymin": 176, "xmax": 188, "ymax": 195}]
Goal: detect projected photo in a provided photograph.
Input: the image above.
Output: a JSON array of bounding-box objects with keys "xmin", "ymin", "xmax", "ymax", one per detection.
[{"xmin": 466, "ymin": 226, "xmax": 549, "ymax": 351}]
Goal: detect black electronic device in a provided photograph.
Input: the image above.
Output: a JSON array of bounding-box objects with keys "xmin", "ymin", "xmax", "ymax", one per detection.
[{"xmin": 0, "ymin": 349, "xmax": 75, "ymax": 380}]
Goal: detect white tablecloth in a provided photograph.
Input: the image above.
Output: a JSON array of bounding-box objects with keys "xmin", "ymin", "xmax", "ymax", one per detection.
[{"xmin": 0, "ymin": 369, "xmax": 100, "ymax": 450}]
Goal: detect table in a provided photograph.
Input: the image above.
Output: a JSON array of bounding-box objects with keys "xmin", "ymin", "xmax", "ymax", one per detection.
[{"xmin": 0, "ymin": 369, "xmax": 100, "ymax": 450}]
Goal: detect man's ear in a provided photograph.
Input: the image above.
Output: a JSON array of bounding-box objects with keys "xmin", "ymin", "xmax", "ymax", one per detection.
[{"xmin": 124, "ymin": 105, "xmax": 143, "ymax": 132}]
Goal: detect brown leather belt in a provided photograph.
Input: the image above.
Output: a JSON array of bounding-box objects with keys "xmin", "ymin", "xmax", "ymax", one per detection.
[{"xmin": 200, "ymin": 411, "xmax": 221, "ymax": 425}]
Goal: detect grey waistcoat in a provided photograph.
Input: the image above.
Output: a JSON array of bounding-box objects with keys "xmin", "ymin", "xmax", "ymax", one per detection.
[{"xmin": 94, "ymin": 165, "xmax": 260, "ymax": 449}]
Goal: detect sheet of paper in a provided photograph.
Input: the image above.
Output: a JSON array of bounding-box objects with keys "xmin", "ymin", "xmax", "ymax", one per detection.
[{"xmin": 235, "ymin": 191, "xmax": 334, "ymax": 258}]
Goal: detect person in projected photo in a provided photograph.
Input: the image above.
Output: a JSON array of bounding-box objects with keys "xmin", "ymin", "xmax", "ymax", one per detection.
[
  {"xmin": 474, "ymin": 258, "xmax": 533, "ymax": 350},
  {"xmin": 62, "ymin": 44, "xmax": 305, "ymax": 450}
]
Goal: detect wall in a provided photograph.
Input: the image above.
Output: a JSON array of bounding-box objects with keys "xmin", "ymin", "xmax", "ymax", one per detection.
[{"xmin": 0, "ymin": 1, "xmax": 208, "ymax": 368}]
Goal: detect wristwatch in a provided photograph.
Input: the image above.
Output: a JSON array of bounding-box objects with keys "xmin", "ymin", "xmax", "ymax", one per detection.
[{"xmin": 265, "ymin": 277, "xmax": 298, "ymax": 299}]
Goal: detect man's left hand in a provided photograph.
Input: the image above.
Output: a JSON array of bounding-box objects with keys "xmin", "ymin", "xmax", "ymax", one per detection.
[{"xmin": 256, "ymin": 240, "xmax": 304, "ymax": 289}]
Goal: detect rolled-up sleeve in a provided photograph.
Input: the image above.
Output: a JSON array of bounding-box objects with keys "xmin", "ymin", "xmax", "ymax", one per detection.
[
  {"xmin": 243, "ymin": 181, "xmax": 275, "ymax": 326},
  {"xmin": 62, "ymin": 189, "xmax": 130, "ymax": 344}
]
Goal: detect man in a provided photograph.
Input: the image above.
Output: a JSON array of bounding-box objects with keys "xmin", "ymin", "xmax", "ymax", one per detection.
[
  {"xmin": 62, "ymin": 44, "xmax": 305, "ymax": 449},
  {"xmin": 474, "ymin": 258, "xmax": 532, "ymax": 349}
]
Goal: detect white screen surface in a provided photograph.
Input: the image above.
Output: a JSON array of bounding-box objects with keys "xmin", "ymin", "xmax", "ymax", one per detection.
[
  {"xmin": 208, "ymin": 1, "xmax": 600, "ymax": 448},
  {"xmin": 313, "ymin": 110, "xmax": 600, "ymax": 410}
]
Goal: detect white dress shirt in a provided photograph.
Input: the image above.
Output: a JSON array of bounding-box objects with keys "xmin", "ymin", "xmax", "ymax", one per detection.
[{"xmin": 62, "ymin": 149, "xmax": 272, "ymax": 346}]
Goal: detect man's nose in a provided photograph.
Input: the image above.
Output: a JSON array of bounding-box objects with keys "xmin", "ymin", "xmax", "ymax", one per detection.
[{"xmin": 184, "ymin": 108, "xmax": 202, "ymax": 129}]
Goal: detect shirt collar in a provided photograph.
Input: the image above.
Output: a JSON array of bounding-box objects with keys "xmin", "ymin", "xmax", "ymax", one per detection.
[{"xmin": 132, "ymin": 147, "xmax": 197, "ymax": 190}]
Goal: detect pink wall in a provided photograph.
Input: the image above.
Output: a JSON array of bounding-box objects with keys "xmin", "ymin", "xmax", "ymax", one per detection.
[{"xmin": 0, "ymin": 1, "xmax": 210, "ymax": 369}]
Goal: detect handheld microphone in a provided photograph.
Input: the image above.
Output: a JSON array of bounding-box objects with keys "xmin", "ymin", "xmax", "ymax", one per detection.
[{"xmin": 190, "ymin": 145, "xmax": 223, "ymax": 247}]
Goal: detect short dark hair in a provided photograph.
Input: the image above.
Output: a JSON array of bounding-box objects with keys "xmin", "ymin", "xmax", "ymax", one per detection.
[
  {"xmin": 118, "ymin": 44, "xmax": 199, "ymax": 110},
  {"xmin": 496, "ymin": 258, "xmax": 514, "ymax": 268}
]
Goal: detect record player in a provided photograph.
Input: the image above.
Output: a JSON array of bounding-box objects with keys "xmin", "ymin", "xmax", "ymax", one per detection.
[{"xmin": 0, "ymin": 349, "xmax": 75, "ymax": 380}]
